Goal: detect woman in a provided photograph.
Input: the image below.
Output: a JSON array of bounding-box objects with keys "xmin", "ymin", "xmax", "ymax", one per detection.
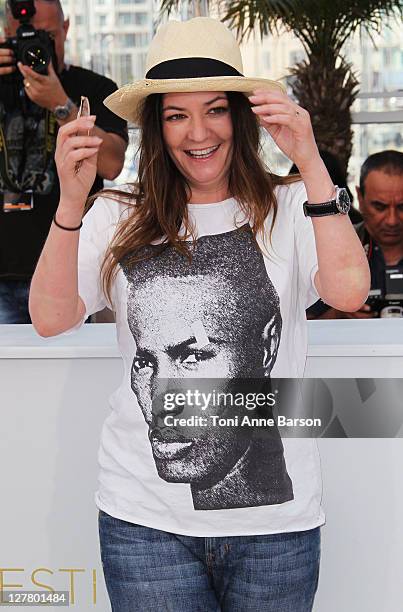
[{"xmin": 29, "ymin": 17, "xmax": 370, "ymax": 612}]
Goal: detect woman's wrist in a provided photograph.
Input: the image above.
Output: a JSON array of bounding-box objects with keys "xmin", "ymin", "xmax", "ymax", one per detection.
[
  {"xmin": 299, "ymin": 159, "xmax": 335, "ymax": 204},
  {"xmin": 56, "ymin": 200, "xmax": 86, "ymax": 227},
  {"xmin": 53, "ymin": 213, "xmax": 82, "ymax": 231}
]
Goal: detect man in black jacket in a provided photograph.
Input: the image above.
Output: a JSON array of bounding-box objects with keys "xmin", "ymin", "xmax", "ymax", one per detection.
[
  {"xmin": 307, "ymin": 150, "xmax": 403, "ymax": 319},
  {"xmin": 0, "ymin": 0, "xmax": 128, "ymax": 322}
]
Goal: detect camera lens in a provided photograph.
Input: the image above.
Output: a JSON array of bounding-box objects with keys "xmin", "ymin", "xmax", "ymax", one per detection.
[{"xmin": 21, "ymin": 42, "xmax": 49, "ymax": 73}]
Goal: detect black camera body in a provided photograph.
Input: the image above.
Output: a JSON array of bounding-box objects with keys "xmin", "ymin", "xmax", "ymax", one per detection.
[
  {"xmin": 0, "ymin": 25, "xmax": 57, "ymax": 75},
  {"xmin": 0, "ymin": 0, "xmax": 57, "ymax": 83},
  {"xmin": 367, "ymin": 264, "xmax": 403, "ymax": 318}
]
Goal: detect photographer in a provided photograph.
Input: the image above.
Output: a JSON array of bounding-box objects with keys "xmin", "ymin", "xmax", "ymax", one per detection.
[
  {"xmin": 308, "ymin": 150, "xmax": 403, "ymax": 319},
  {"xmin": 0, "ymin": 0, "xmax": 128, "ymax": 323}
]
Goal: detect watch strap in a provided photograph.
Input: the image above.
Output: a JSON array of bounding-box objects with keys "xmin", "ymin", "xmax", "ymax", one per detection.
[
  {"xmin": 303, "ymin": 200, "xmax": 339, "ymax": 217},
  {"xmin": 303, "ymin": 186, "xmax": 351, "ymax": 217}
]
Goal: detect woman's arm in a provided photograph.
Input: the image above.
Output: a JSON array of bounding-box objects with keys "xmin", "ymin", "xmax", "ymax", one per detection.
[
  {"xmin": 301, "ymin": 160, "xmax": 370, "ymax": 311},
  {"xmin": 29, "ymin": 115, "xmax": 102, "ymax": 336},
  {"xmin": 248, "ymin": 90, "xmax": 370, "ymax": 311},
  {"xmin": 29, "ymin": 203, "xmax": 87, "ymax": 337}
]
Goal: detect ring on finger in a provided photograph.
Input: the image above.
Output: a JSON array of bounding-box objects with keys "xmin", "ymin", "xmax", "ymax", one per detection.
[{"xmin": 24, "ymin": 80, "xmax": 30, "ymax": 88}]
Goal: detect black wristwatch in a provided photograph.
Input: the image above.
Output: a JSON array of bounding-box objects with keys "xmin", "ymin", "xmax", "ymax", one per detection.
[
  {"xmin": 53, "ymin": 97, "xmax": 75, "ymax": 120},
  {"xmin": 303, "ymin": 186, "xmax": 351, "ymax": 217}
]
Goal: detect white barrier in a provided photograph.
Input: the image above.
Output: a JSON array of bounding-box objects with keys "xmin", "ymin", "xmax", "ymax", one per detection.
[{"xmin": 0, "ymin": 320, "xmax": 402, "ymax": 611}]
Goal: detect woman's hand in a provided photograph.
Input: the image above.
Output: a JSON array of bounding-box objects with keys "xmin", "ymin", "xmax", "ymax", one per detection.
[
  {"xmin": 55, "ymin": 115, "xmax": 103, "ymax": 208},
  {"xmin": 338, "ymin": 304, "xmax": 377, "ymax": 319},
  {"xmin": 248, "ymin": 89, "xmax": 319, "ymax": 174}
]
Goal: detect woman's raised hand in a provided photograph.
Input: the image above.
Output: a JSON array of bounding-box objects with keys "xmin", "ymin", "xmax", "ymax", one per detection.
[
  {"xmin": 55, "ymin": 115, "xmax": 103, "ymax": 207},
  {"xmin": 248, "ymin": 90, "xmax": 320, "ymax": 175}
]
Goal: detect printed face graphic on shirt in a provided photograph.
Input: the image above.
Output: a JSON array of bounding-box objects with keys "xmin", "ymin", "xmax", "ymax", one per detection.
[{"xmin": 121, "ymin": 226, "xmax": 294, "ymax": 510}]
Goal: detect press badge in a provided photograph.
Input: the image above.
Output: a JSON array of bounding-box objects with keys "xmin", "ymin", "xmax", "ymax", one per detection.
[{"xmin": 3, "ymin": 190, "xmax": 33, "ymax": 212}]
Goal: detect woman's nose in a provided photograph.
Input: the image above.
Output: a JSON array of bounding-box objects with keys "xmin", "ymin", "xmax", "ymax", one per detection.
[{"xmin": 187, "ymin": 117, "xmax": 209, "ymax": 141}]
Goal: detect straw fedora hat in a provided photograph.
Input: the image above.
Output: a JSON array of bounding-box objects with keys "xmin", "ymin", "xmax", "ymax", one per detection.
[{"xmin": 103, "ymin": 16, "xmax": 286, "ymax": 126}]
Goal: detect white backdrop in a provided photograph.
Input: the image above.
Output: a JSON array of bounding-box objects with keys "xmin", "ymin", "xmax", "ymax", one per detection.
[{"xmin": 0, "ymin": 321, "xmax": 402, "ymax": 611}]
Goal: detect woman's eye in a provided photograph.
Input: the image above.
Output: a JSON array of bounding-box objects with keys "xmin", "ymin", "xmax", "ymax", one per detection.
[
  {"xmin": 165, "ymin": 106, "xmax": 229, "ymax": 121},
  {"xmin": 133, "ymin": 356, "xmax": 154, "ymax": 372},
  {"xmin": 166, "ymin": 113, "xmax": 184, "ymax": 121},
  {"xmin": 209, "ymin": 106, "xmax": 228, "ymax": 114}
]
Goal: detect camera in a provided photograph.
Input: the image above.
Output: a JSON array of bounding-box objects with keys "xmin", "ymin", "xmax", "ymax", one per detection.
[
  {"xmin": 0, "ymin": 0, "xmax": 57, "ymax": 86},
  {"xmin": 366, "ymin": 264, "xmax": 403, "ymax": 318}
]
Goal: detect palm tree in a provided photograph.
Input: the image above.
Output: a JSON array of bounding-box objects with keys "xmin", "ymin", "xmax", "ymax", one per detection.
[
  {"xmin": 159, "ymin": 0, "xmax": 403, "ymax": 171},
  {"xmin": 160, "ymin": 0, "xmax": 208, "ymax": 18}
]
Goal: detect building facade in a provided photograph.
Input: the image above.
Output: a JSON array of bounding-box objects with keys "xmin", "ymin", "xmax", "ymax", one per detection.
[{"xmin": 62, "ymin": 0, "xmax": 154, "ymax": 85}]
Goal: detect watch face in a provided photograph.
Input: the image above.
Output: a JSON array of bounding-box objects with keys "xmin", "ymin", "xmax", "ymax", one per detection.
[
  {"xmin": 336, "ymin": 188, "xmax": 351, "ymax": 214},
  {"xmin": 55, "ymin": 108, "xmax": 69, "ymax": 119},
  {"xmin": 54, "ymin": 99, "xmax": 73, "ymax": 120}
]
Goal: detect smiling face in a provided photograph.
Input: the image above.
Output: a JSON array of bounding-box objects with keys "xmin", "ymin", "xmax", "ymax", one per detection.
[
  {"xmin": 5, "ymin": 0, "xmax": 69, "ymax": 73},
  {"xmin": 161, "ymin": 91, "xmax": 234, "ymax": 203},
  {"xmin": 357, "ymin": 170, "xmax": 403, "ymax": 248}
]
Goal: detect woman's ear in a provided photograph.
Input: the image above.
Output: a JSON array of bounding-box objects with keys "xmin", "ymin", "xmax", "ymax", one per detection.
[{"xmin": 262, "ymin": 313, "xmax": 281, "ymax": 373}]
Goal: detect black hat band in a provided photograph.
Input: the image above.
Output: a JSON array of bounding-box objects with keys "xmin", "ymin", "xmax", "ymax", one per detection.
[{"xmin": 145, "ymin": 57, "xmax": 243, "ymax": 79}]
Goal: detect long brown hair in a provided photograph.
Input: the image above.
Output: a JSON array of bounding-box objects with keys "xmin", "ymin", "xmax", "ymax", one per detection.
[{"xmin": 85, "ymin": 91, "xmax": 299, "ymax": 306}]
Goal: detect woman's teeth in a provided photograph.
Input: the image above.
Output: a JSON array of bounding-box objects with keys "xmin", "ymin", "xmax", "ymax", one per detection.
[{"xmin": 186, "ymin": 145, "xmax": 220, "ymax": 159}]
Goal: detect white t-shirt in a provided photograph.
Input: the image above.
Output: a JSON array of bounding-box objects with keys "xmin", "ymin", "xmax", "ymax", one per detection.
[{"xmin": 69, "ymin": 180, "xmax": 325, "ymax": 536}]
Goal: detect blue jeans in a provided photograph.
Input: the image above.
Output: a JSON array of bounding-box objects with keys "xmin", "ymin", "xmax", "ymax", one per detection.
[
  {"xmin": 98, "ymin": 510, "xmax": 320, "ymax": 612},
  {"xmin": 0, "ymin": 279, "xmax": 31, "ymax": 323}
]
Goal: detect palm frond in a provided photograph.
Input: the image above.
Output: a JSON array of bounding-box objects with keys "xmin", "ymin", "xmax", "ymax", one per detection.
[
  {"xmin": 219, "ymin": 0, "xmax": 402, "ymax": 52},
  {"xmin": 222, "ymin": 0, "xmax": 296, "ymax": 42},
  {"xmin": 159, "ymin": 0, "xmax": 183, "ymax": 18}
]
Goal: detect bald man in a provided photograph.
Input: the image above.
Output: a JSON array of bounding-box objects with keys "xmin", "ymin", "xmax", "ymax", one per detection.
[{"xmin": 308, "ymin": 150, "xmax": 403, "ymax": 319}]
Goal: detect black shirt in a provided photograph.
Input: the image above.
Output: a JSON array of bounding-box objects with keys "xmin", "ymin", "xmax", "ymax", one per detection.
[
  {"xmin": 354, "ymin": 221, "xmax": 403, "ymax": 295},
  {"xmin": 0, "ymin": 65, "xmax": 128, "ymax": 279},
  {"xmin": 306, "ymin": 221, "xmax": 403, "ymax": 317}
]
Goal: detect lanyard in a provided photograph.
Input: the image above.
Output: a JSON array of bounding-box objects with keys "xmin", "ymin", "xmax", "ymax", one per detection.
[{"xmin": 0, "ymin": 106, "xmax": 57, "ymax": 194}]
